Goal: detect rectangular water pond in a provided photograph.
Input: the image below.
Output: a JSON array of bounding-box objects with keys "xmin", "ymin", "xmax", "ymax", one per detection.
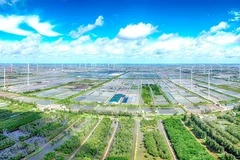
[{"xmin": 109, "ymin": 94, "xmax": 125, "ymax": 103}]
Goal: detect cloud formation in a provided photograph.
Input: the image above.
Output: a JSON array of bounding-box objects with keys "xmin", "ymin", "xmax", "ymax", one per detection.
[
  {"xmin": 0, "ymin": 15, "xmax": 32, "ymax": 36},
  {"xmin": 69, "ymin": 16, "xmax": 104, "ymax": 38},
  {"xmin": 0, "ymin": 20, "xmax": 239, "ymax": 63},
  {"xmin": 117, "ymin": 22, "xmax": 157, "ymax": 40},
  {"xmin": 0, "ymin": 0, "xmax": 19, "ymax": 6},
  {"xmin": 0, "ymin": 15, "xmax": 61, "ymax": 37},
  {"xmin": 210, "ymin": 21, "xmax": 229, "ymax": 33},
  {"xmin": 25, "ymin": 16, "xmax": 61, "ymax": 37},
  {"xmin": 229, "ymin": 10, "xmax": 240, "ymax": 22}
]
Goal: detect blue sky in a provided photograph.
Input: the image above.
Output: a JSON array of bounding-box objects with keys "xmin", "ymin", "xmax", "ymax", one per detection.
[{"xmin": 0, "ymin": 0, "xmax": 240, "ymax": 63}]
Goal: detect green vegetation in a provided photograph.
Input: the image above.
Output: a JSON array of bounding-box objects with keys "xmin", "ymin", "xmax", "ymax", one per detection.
[
  {"xmin": 44, "ymin": 151, "xmax": 64, "ymax": 160},
  {"xmin": 131, "ymin": 85, "xmax": 138, "ymax": 90},
  {"xmin": 144, "ymin": 131, "xmax": 170, "ymax": 159},
  {"xmin": 0, "ymin": 138, "xmax": 15, "ymax": 150},
  {"xmin": 225, "ymin": 125, "xmax": 240, "ymax": 140},
  {"xmin": 141, "ymin": 119, "xmax": 157, "ymax": 131},
  {"xmin": 106, "ymin": 157, "xmax": 129, "ymax": 160},
  {"xmin": 0, "ymin": 111, "xmax": 42, "ymax": 132},
  {"xmin": 205, "ymin": 121, "xmax": 239, "ymax": 144},
  {"xmin": 141, "ymin": 119, "xmax": 171, "ymax": 160},
  {"xmin": 75, "ymin": 118, "xmax": 112, "ymax": 159},
  {"xmin": 205, "ymin": 136, "xmax": 224, "ymax": 153},
  {"xmin": 149, "ymin": 84, "xmax": 172, "ymax": 105},
  {"xmin": 0, "ymin": 100, "xmax": 41, "ymax": 133},
  {"xmin": 218, "ymin": 85, "xmax": 240, "ymax": 93},
  {"xmin": 219, "ymin": 99, "xmax": 240, "ymax": 105},
  {"xmin": 0, "ymin": 134, "xmax": 7, "ymax": 141},
  {"xmin": 187, "ymin": 114, "xmax": 240, "ymax": 159},
  {"xmin": 55, "ymin": 118, "xmax": 97, "ymax": 155},
  {"xmin": 19, "ymin": 112, "xmax": 78, "ymax": 142},
  {"xmin": 149, "ymin": 84, "xmax": 161, "ymax": 95},
  {"xmin": 193, "ymin": 101, "xmax": 211, "ymax": 107},
  {"xmin": 141, "ymin": 85, "xmax": 152, "ymax": 104},
  {"xmin": 164, "ymin": 118, "xmax": 214, "ymax": 160},
  {"xmin": 2, "ymin": 81, "xmax": 240, "ymax": 160},
  {"xmin": 219, "ymin": 153, "xmax": 237, "ymax": 160},
  {"xmin": 107, "ymin": 118, "xmax": 134, "ymax": 160}
]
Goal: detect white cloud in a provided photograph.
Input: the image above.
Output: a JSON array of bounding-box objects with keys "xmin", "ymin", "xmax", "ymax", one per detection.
[
  {"xmin": 0, "ymin": 0, "xmax": 19, "ymax": 6},
  {"xmin": 25, "ymin": 15, "xmax": 61, "ymax": 37},
  {"xmin": 0, "ymin": 21, "xmax": 240, "ymax": 63},
  {"xmin": 158, "ymin": 33, "xmax": 178, "ymax": 41},
  {"xmin": 0, "ymin": 15, "xmax": 33, "ymax": 36},
  {"xmin": 117, "ymin": 22, "xmax": 157, "ymax": 40},
  {"xmin": 210, "ymin": 21, "xmax": 229, "ymax": 33},
  {"xmin": 0, "ymin": 14, "xmax": 61, "ymax": 37},
  {"xmin": 204, "ymin": 32, "xmax": 238, "ymax": 45},
  {"xmin": 236, "ymin": 27, "xmax": 240, "ymax": 33},
  {"xmin": 229, "ymin": 10, "xmax": 240, "ymax": 22},
  {"xmin": 69, "ymin": 16, "xmax": 104, "ymax": 38},
  {"xmin": 0, "ymin": 0, "xmax": 7, "ymax": 5}
]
